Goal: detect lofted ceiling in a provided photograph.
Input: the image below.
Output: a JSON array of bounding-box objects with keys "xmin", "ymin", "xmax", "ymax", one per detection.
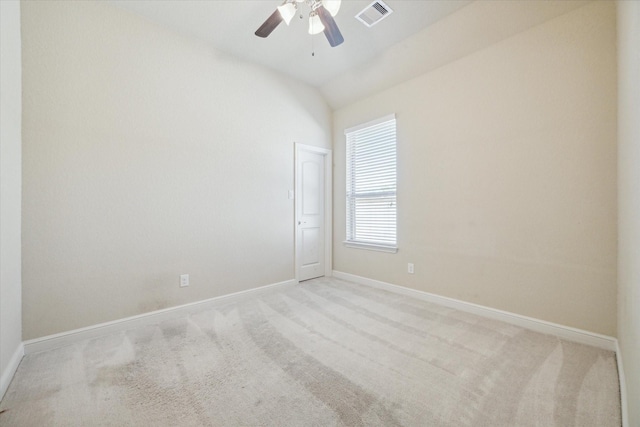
[
  {"xmin": 110, "ymin": 1, "xmax": 471, "ymax": 86},
  {"xmin": 108, "ymin": 0, "xmax": 591, "ymax": 109}
]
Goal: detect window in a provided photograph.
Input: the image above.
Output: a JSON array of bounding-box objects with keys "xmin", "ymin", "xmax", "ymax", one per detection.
[{"xmin": 345, "ymin": 114, "xmax": 397, "ymax": 253}]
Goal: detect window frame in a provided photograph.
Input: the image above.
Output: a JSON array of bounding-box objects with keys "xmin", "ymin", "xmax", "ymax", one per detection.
[{"xmin": 343, "ymin": 114, "xmax": 398, "ymax": 253}]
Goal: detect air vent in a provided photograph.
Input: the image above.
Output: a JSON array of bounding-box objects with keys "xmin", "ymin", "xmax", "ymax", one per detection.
[{"xmin": 355, "ymin": 0, "xmax": 393, "ymax": 28}]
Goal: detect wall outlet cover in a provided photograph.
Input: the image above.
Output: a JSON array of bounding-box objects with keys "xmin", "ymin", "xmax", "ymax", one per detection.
[{"xmin": 180, "ymin": 274, "xmax": 189, "ymax": 287}]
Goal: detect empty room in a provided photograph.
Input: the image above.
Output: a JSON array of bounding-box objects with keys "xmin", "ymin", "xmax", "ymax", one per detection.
[{"xmin": 1, "ymin": 0, "xmax": 638, "ymax": 425}]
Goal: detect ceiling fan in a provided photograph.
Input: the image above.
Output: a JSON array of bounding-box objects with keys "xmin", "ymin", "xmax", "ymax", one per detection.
[{"xmin": 255, "ymin": 0, "xmax": 344, "ymax": 47}]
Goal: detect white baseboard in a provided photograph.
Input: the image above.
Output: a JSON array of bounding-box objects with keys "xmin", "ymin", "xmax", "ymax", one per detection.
[
  {"xmin": 1, "ymin": 343, "xmax": 24, "ymax": 401},
  {"xmin": 332, "ymin": 271, "xmax": 617, "ymax": 351},
  {"xmin": 23, "ymin": 279, "xmax": 297, "ymax": 355},
  {"xmin": 616, "ymin": 340, "xmax": 629, "ymax": 427}
]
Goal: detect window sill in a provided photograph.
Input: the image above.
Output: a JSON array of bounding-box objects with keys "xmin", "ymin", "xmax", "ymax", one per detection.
[{"xmin": 343, "ymin": 241, "xmax": 398, "ymax": 253}]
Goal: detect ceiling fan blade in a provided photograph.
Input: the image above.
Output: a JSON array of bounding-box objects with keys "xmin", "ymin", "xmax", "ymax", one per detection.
[
  {"xmin": 317, "ymin": 6, "xmax": 344, "ymax": 47},
  {"xmin": 255, "ymin": 9, "xmax": 283, "ymax": 38}
]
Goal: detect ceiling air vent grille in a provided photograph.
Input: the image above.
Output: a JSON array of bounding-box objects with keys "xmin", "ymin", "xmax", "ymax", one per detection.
[{"xmin": 355, "ymin": 0, "xmax": 394, "ymax": 28}]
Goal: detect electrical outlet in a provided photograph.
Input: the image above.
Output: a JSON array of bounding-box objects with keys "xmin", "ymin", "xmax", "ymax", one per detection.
[
  {"xmin": 180, "ymin": 274, "xmax": 189, "ymax": 287},
  {"xmin": 408, "ymin": 263, "xmax": 414, "ymax": 274}
]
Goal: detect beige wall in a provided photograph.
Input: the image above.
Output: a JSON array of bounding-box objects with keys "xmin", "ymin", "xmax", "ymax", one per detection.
[
  {"xmin": 0, "ymin": 0, "xmax": 23, "ymax": 396},
  {"xmin": 21, "ymin": 0, "xmax": 331, "ymax": 340},
  {"xmin": 333, "ymin": 1, "xmax": 617, "ymax": 336},
  {"xmin": 617, "ymin": 1, "xmax": 640, "ymax": 424},
  {"xmin": 320, "ymin": 0, "xmax": 591, "ymax": 109}
]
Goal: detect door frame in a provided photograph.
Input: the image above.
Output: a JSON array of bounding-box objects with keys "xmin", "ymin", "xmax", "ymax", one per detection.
[{"xmin": 294, "ymin": 143, "xmax": 332, "ymax": 282}]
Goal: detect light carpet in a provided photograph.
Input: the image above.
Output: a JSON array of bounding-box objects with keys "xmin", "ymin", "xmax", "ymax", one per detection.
[{"xmin": 0, "ymin": 277, "xmax": 621, "ymax": 426}]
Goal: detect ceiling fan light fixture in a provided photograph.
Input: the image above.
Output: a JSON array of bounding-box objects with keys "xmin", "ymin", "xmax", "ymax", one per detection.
[
  {"xmin": 277, "ymin": 2, "xmax": 297, "ymax": 26},
  {"xmin": 322, "ymin": 0, "xmax": 341, "ymax": 17},
  {"xmin": 256, "ymin": 0, "xmax": 343, "ymax": 47},
  {"xmin": 308, "ymin": 11, "xmax": 325, "ymax": 35}
]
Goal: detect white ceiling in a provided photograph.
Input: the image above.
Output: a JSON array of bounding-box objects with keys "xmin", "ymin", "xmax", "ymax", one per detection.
[
  {"xmin": 109, "ymin": 1, "xmax": 471, "ymax": 84},
  {"xmin": 108, "ymin": 0, "xmax": 591, "ymax": 109}
]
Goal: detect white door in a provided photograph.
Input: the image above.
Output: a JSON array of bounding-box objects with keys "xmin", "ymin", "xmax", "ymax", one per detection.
[{"xmin": 295, "ymin": 144, "xmax": 330, "ymax": 282}]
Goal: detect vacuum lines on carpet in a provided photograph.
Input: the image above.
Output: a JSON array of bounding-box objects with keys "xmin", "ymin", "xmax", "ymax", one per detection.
[{"xmin": 0, "ymin": 277, "xmax": 621, "ymax": 426}]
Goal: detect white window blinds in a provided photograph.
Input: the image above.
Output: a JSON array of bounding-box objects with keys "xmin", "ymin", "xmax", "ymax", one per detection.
[{"xmin": 345, "ymin": 114, "xmax": 397, "ymax": 252}]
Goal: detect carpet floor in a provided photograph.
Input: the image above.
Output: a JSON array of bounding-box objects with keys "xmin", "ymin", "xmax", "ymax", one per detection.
[{"xmin": 0, "ymin": 277, "xmax": 621, "ymax": 426}]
